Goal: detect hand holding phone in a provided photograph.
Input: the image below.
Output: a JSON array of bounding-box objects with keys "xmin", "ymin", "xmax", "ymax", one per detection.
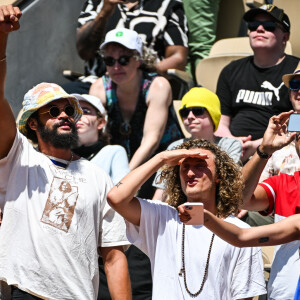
[
  {"xmin": 183, "ymin": 202, "xmax": 204, "ymax": 225},
  {"xmin": 288, "ymin": 113, "xmax": 300, "ymax": 132}
]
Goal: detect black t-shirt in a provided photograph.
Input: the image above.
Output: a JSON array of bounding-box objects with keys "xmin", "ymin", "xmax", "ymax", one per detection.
[{"xmin": 216, "ymin": 55, "xmax": 299, "ymax": 140}]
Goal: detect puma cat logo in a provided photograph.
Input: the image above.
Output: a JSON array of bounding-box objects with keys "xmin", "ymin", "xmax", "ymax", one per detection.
[{"xmin": 261, "ymin": 81, "xmax": 284, "ymax": 101}]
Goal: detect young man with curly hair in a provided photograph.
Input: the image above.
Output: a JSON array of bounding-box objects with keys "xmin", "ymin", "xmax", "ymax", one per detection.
[{"xmin": 108, "ymin": 139, "xmax": 266, "ymax": 299}]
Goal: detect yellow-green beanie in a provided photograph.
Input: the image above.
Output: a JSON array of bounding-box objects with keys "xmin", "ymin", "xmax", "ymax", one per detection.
[{"xmin": 179, "ymin": 87, "xmax": 221, "ymax": 131}]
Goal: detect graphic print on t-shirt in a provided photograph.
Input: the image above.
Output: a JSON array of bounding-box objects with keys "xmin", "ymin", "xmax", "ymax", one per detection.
[
  {"xmin": 236, "ymin": 81, "xmax": 284, "ymax": 105},
  {"xmin": 41, "ymin": 177, "xmax": 78, "ymax": 232}
]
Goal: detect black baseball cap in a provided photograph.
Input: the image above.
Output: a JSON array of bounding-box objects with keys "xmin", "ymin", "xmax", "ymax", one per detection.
[{"xmin": 243, "ymin": 4, "xmax": 290, "ymax": 32}]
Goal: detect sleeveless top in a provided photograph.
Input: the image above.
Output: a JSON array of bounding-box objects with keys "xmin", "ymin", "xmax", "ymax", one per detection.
[{"xmin": 103, "ymin": 72, "xmax": 183, "ymax": 159}]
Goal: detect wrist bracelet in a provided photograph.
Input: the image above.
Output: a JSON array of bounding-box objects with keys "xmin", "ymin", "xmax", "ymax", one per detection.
[
  {"xmin": 0, "ymin": 56, "xmax": 6, "ymax": 62},
  {"xmin": 256, "ymin": 145, "xmax": 271, "ymax": 160}
]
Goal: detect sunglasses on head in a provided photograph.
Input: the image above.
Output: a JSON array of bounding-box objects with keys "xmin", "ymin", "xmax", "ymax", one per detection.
[
  {"xmin": 103, "ymin": 55, "xmax": 132, "ymax": 67},
  {"xmin": 40, "ymin": 105, "xmax": 75, "ymax": 118},
  {"xmin": 247, "ymin": 21, "xmax": 278, "ymax": 32},
  {"xmin": 289, "ymin": 79, "xmax": 300, "ymax": 91},
  {"xmin": 179, "ymin": 107, "xmax": 206, "ymax": 119}
]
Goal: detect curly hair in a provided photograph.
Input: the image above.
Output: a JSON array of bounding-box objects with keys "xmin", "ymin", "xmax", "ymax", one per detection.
[{"xmin": 160, "ymin": 139, "xmax": 244, "ymax": 218}]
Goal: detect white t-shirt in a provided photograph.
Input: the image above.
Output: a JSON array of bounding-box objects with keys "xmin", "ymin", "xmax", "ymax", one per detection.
[
  {"xmin": 0, "ymin": 131, "xmax": 128, "ymax": 300},
  {"xmin": 126, "ymin": 198, "xmax": 266, "ymax": 300}
]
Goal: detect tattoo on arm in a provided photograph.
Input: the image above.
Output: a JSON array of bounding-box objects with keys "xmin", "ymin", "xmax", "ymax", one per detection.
[
  {"xmin": 258, "ymin": 236, "xmax": 269, "ymax": 243},
  {"xmin": 116, "ymin": 181, "xmax": 123, "ymax": 188}
]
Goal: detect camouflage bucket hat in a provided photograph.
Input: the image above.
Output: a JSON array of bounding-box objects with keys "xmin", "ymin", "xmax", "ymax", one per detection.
[{"xmin": 18, "ymin": 83, "xmax": 83, "ymax": 135}]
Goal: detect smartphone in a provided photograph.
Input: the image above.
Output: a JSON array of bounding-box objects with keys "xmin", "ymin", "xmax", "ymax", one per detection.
[
  {"xmin": 288, "ymin": 113, "xmax": 300, "ymax": 132},
  {"xmin": 183, "ymin": 202, "xmax": 204, "ymax": 225}
]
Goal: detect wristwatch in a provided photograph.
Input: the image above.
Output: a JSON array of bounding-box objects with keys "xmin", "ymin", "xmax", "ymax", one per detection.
[{"xmin": 256, "ymin": 145, "xmax": 272, "ymax": 160}]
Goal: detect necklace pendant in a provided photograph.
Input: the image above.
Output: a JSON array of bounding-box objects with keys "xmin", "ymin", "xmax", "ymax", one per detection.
[{"xmin": 179, "ymin": 268, "xmax": 184, "ymax": 276}]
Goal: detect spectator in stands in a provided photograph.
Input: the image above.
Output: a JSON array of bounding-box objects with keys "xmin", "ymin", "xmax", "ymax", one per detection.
[
  {"xmin": 63, "ymin": 0, "xmax": 188, "ymax": 94},
  {"xmin": 152, "ymin": 87, "xmax": 242, "ymax": 201},
  {"xmin": 183, "ymin": 0, "xmax": 221, "ymax": 82},
  {"xmin": 72, "ymin": 94, "xmax": 130, "ymax": 184},
  {"xmin": 215, "ymin": 4, "xmax": 299, "ymax": 162},
  {"xmin": 239, "ymin": 63, "xmax": 300, "ymax": 226},
  {"xmin": 72, "ymin": 94, "xmax": 130, "ymax": 300},
  {"xmin": 89, "ymin": 28, "xmax": 182, "ymax": 171},
  {"xmin": 240, "ymin": 111, "xmax": 300, "ymax": 299},
  {"xmin": 107, "ymin": 138, "xmax": 266, "ymax": 299},
  {"xmin": 90, "ymin": 27, "xmax": 182, "ymax": 300},
  {"xmin": 0, "ymin": 5, "xmax": 130, "ymax": 300},
  {"xmin": 260, "ymin": 62, "xmax": 300, "ymax": 180}
]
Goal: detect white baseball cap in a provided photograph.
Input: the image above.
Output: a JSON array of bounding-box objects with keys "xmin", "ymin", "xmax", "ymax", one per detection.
[
  {"xmin": 72, "ymin": 94, "xmax": 106, "ymax": 115},
  {"xmin": 100, "ymin": 28, "xmax": 143, "ymax": 56}
]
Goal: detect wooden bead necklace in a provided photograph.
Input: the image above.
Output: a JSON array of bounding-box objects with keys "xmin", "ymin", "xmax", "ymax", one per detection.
[{"xmin": 179, "ymin": 224, "xmax": 215, "ymax": 297}]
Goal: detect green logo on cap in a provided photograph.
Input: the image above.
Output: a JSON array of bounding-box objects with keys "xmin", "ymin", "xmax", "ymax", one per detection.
[{"xmin": 116, "ymin": 31, "xmax": 123, "ymax": 37}]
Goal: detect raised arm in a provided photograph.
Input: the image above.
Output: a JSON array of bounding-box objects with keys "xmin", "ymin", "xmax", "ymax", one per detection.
[
  {"xmin": 203, "ymin": 209, "xmax": 300, "ymax": 247},
  {"xmin": 0, "ymin": 5, "xmax": 21, "ymax": 159},
  {"xmin": 107, "ymin": 149, "xmax": 209, "ymax": 226},
  {"xmin": 177, "ymin": 206, "xmax": 300, "ymax": 247},
  {"xmin": 242, "ymin": 111, "xmax": 296, "ymax": 211},
  {"xmin": 128, "ymin": 77, "xmax": 172, "ymax": 170},
  {"xmin": 76, "ymin": 0, "xmax": 122, "ymax": 60}
]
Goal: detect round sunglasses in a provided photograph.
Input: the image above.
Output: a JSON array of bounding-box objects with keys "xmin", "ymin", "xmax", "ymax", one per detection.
[
  {"xmin": 103, "ymin": 55, "xmax": 132, "ymax": 67},
  {"xmin": 179, "ymin": 107, "xmax": 206, "ymax": 119},
  {"xmin": 40, "ymin": 105, "xmax": 75, "ymax": 118},
  {"xmin": 247, "ymin": 21, "xmax": 278, "ymax": 32}
]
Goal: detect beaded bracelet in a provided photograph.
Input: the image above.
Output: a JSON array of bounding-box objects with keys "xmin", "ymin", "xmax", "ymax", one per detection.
[{"xmin": 0, "ymin": 56, "xmax": 6, "ymax": 62}]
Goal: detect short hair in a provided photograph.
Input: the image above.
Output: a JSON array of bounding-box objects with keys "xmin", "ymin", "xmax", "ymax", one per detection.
[
  {"xmin": 25, "ymin": 111, "xmax": 39, "ymax": 144},
  {"xmin": 160, "ymin": 139, "xmax": 244, "ymax": 218}
]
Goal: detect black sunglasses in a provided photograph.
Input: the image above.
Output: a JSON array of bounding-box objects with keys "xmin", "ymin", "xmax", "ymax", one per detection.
[
  {"xmin": 247, "ymin": 21, "xmax": 278, "ymax": 32},
  {"xmin": 103, "ymin": 55, "xmax": 132, "ymax": 67},
  {"xmin": 179, "ymin": 107, "xmax": 206, "ymax": 119},
  {"xmin": 40, "ymin": 105, "xmax": 75, "ymax": 118},
  {"xmin": 289, "ymin": 79, "xmax": 300, "ymax": 91}
]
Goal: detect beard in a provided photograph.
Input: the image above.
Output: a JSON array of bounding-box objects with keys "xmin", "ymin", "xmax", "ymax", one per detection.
[{"xmin": 37, "ymin": 118, "xmax": 78, "ymax": 149}]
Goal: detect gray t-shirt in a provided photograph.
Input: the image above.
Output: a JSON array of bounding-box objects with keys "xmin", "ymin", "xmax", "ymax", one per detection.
[{"xmin": 153, "ymin": 137, "xmax": 242, "ymax": 190}]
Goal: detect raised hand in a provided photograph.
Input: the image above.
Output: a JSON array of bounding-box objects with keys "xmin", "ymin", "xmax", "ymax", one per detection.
[
  {"xmin": 161, "ymin": 149, "xmax": 209, "ymax": 167},
  {"xmin": 261, "ymin": 111, "xmax": 296, "ymax": 155},
  {"xmin": 0, "ymin": 5, "xmax": 22, "ymax": 34}
]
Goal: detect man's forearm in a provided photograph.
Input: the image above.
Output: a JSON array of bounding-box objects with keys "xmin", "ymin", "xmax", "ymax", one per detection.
[
  {"xmin": 76, "ymin": 4, "xmax": 116, "ymax": 60},
  {"xmin": 102, "ymin": 246, "xmax": 132, "ymax": 300},
  {"xmin": 241, "ymin": 150, "xmax": 268, "ymax": 206}
]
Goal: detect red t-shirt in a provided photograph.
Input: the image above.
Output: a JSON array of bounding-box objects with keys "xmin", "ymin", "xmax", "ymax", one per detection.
[{"xmin": 258, "ymin": 171, "xmax": 300, "ymax": 217}]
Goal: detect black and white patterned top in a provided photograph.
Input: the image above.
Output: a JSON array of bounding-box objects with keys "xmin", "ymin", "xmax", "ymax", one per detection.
[{"xmin": 78, "ymin": 0, "xmax": 188, "ymax": 77}]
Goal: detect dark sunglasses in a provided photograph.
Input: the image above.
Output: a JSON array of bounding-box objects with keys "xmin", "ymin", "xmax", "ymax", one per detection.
[
  {"xmin": 247, "ymin": 21, "xmax": 278, "ymax": 32},
  {"xmin": 179, "ymin": 107, "xmax": 206, "ymax": 119},
  {"xmin": 289, "ymin": 79, "xmax": 300, "ymax": 91},
  {"xmin": 40, "ymin": 105, "xmax": 75, "ymax": 118},
  {"xmin": 103, "ymin": 55, "xmax": 132, "ymax": 67}
]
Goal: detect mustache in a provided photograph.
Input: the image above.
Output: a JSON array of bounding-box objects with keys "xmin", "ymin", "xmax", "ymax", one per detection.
[{"xmin": 53, "ymin": 119, "xmax": 76, "ymax": 130}]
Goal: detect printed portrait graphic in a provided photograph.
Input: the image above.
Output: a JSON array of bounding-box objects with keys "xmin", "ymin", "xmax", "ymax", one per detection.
[{"xmin": 41, "ymin": 177, "xmax": 78, "ymax": 232}]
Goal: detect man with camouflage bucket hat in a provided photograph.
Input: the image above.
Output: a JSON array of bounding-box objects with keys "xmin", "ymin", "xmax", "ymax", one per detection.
[{"xmin": 0, "ymin": 5, "xmax": 130, "ymax": 300}]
